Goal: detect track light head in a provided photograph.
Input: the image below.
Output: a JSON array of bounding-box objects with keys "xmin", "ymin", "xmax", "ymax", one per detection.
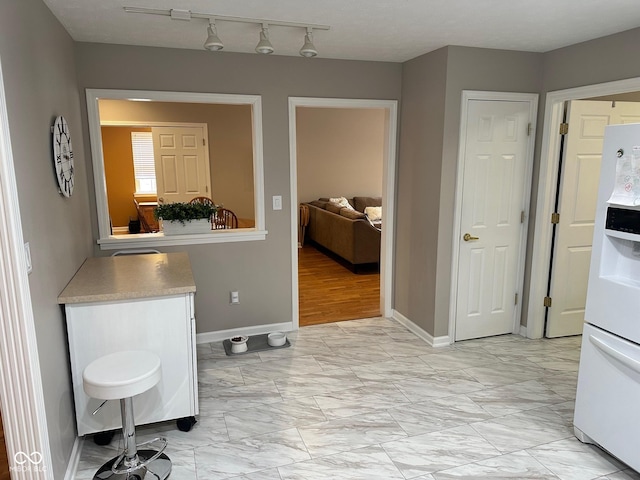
[
  {"xmin": 299, "ymin": 27, "xmax": 317, "ymax": 57},
  {"xmin": 255, "ymin": 24, "xmax": 274, "ymax": 54},
  {"xmin": 204, "ymin": 21, "xmax": 224, "ymax": 51}
]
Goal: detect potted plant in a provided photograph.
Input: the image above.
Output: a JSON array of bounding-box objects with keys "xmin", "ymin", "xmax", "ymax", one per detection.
[{"xmin": 154, "ymin": 202, "xmax": 217, "ymax": 235}]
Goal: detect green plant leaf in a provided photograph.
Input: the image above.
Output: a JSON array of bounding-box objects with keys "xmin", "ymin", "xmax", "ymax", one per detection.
[{"xmin": 154, "ymin": 202, "xmax": 217, "ymax": 225}]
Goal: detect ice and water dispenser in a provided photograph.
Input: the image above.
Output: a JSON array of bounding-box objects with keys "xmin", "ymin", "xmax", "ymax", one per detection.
[{"xmin": 601, "ymin": 206, "xmax": 640, "ymax": 281}]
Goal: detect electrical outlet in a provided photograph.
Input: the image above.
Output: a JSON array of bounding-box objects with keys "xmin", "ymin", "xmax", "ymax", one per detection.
[{"xmin": 230, "ymin": 291, "xmax": 240, "ymax": 304}]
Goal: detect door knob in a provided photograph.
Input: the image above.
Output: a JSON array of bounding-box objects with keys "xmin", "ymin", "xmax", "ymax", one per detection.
[{"xmin": 463, "ymin": 233, "xmax": 479, "ymax": 241}]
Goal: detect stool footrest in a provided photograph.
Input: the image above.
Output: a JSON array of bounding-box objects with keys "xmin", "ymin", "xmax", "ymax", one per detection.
[{"xmin": 111, "ymin": 437, "xmax": 168, "ymax": 475}]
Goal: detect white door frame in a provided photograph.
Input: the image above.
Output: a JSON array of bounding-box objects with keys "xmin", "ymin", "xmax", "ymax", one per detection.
[
  {"xmin": 527, "ymin": 77, "xmax": 640, "ymax": 339},
  {"xmin": 449, "ymin": 91, "xmax": 539, "ymax": 342},
  {"xmin": 0, "ymin": 60, "xmax": 54, "ymax": 476},
  {"xmin": 288, "ymin": 97, "xmax": 398, "ymax": 329}
]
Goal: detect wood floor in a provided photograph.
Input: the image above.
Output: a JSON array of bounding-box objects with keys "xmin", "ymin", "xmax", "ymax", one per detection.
[
  {"xmin": 0, "ymin": 412, "xmax": 9, "ymax": 480},
  {"xmin": 298, "ymin": 244, "xmax": 380, "ymax": 326}
]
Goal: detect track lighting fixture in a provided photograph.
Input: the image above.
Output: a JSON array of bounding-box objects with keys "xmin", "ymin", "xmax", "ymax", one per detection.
[
  {"xmin": 299, "ymin": 27, "xmax": 317, "ymax": 57},
  {"xmin": 124, "ymin": 6, "xmax": 330, "ymax": 57},
  {"xmin": 255, "ymin": 24, "xmax": 274, "ymax": 55},
  {"xmin": 203, "ymin": 21, "xmax": 224, "ymax": 51}
]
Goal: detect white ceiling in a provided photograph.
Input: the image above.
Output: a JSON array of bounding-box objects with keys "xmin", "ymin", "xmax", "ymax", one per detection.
[{"xmin": 43, "ymin": 0, "xmax": 640, "ymax": 62}]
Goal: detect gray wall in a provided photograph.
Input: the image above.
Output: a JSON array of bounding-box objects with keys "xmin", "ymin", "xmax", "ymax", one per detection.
[
  {"xmin": 74, "ymin": 43, "xmax": 403, "ymax": 333},
  {"xmin": 396, "ymin": 46, "xmax": 543, "ymax": 338},
  {"xmin": 397, "ymin": 29, "xmax": 640, "ymax": 340},
  {"xmin": 543, "ymin": 27, "xmax": 640, "ymax": 92},
  {"xmin": 522, "ymin": 27, "xmax": 640, "ymax": 330},
  {"xmin": 5, "ymin": 6, "xmax": 640, "ymax": 475},
  {"xmin": 395, "ymin": 47, "xmax": 448, "ymax": 336},
  {"xmin": 0, "ymin": 0, "xmax": 94, "ymax": 477},
  {"xmin": 438, "ymin": 47, "xmax": 543, "ymax": 337}
]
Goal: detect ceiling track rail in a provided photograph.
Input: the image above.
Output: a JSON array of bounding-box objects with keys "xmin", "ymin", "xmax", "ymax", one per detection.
[{"xmin": 124, "ymin": 6, "xmax": 331, "ymax": 31}]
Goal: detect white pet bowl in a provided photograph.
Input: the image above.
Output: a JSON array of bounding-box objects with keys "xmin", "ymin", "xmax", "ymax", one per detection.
[
  {"xmin": 230, "ymin": 336, "xmax": 248, "ymax": 353},
  {"xmin": 267, "ymin": 332, "xmax": 287, "ymax": 347}
]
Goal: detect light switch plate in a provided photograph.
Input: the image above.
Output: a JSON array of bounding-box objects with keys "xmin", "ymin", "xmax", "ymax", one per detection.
[{"xmin": 273, "ymin": 195, "xmax": 282, "ymax": 210}]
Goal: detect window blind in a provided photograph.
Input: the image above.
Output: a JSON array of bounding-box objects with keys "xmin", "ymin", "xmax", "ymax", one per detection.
[{"xmin": 131, "ymin": 132, "xmax": 156, "ymax": 193}]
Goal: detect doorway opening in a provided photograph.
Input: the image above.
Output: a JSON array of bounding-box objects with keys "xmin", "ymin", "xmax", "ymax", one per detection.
[
  {"xmin": 528, "ymin": 78, "xmax": 640, "ymax": 339},
  {"xmin": 288, "ymin": 98, "xmax": 398, "ymax": 329},
  {"xmin": 543, "ymin": 99, "xmax": 640, "ymax": 338}
]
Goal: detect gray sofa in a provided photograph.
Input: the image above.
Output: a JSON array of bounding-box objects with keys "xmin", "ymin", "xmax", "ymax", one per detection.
[{"xmin": 304, "ymin": 196, "xmax": 381, "ymax": 267}]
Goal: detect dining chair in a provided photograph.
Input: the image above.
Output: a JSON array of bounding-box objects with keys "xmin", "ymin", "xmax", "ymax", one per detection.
[
  {"xmin": 188, "ymin": 196, "xmax": 215, "ymax": 206},
  {"xmin": 213, "ymin": 208, "xmax": 239, "ymax": 229}
]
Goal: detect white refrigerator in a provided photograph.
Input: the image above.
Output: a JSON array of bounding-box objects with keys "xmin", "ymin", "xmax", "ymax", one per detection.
[{"xmin": 574, "ymin": 123, "xmax": 640, "ymax": 472}]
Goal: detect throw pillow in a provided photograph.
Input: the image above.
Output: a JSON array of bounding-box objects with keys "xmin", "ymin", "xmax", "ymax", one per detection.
[
  {"xmin": 329, "ymin": 196, "xmax": 355, "ymax": 210},
  {"xmin": 340, "ymin": 208, "xmax": 366, "ymax": 220},
  {"xmin": 365, "ymin": 206, "xmax": 382, "ymax": 222},
  {"xmin": 326, "ymin": 202, "xmax": 342, "ymax": 214}
]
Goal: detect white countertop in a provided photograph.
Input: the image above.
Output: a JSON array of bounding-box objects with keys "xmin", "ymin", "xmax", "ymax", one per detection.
[{"xmin": 58, "ymin": 252, "xmax": 196, "ymax": 304}]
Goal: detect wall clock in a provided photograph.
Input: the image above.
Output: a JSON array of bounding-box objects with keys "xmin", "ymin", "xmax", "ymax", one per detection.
[{"xmin": 52, "ymin": 115, "xmax": 74, "ymax": 197}]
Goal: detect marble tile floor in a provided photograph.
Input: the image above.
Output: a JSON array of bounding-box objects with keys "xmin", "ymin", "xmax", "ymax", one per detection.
[{"xmin": 75, "ymin": 317, "xmax": 640, "ymax": 480}]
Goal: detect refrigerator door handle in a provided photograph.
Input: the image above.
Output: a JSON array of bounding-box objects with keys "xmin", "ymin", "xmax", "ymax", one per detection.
[{"xmin": 590, "ymin": 334, "xmax": 640, "ymax": 374}]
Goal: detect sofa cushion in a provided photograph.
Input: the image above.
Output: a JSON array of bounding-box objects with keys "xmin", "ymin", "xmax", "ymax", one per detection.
[
  {"xmin": 309, "ymin": 200, "xmax": 328, "ymax": 209},
  {"xmin": 340, "ymin": 208, "xmax": 366, "ymax": 220},
  {"xmin": 326, "ymin": 202, "xmax": 343, "ymax": 214},
  {"xmin": 353, "ymin": 196, "xmax": 382, "ymax": 213}
]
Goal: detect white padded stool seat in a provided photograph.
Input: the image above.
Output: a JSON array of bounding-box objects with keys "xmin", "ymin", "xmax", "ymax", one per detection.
[{"xmin": 83, "ymin": 350, "xmax": 161, "ymax": 401}]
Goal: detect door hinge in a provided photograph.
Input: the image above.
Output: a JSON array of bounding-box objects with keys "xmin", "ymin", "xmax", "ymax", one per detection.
[
  {"xmin": 202, "ymin": 138, "xmax": 206, "ymax": 146},
  {"xmin": 521, "ymin": 210, "xmax": 525, "ymax": 223},
  {"xmin": 515, "ymin": 293, "xmax": 518, "ymax": 305},
  {"xmin": 527, "ymin": 123, "xmax": 533, "ymax": 136},
  {"xmin": 551, "ymin": 212, "xmax": 560, "ymax": 224},
  {"xmin": 543, "ymin": 296, "xmax": 552, "ymax": 307},
  {"xmin": 559, "ymin": 123, "xmax": 569, "ymax": 135}
]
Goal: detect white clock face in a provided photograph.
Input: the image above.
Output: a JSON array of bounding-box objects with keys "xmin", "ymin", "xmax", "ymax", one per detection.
[{"xmin": 52, "ymin": 115, "xmax": 74, "ymax": 197}]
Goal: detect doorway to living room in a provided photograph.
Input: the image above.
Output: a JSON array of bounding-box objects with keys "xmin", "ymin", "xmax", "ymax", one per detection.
[{"xmin": 288, "ymin": 98, "xmax": 398, "ymax": 328}]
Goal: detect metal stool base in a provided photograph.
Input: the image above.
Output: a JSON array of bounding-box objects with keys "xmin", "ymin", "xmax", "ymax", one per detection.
[{"xmin": 92, "ymin": 450, "xmax": 171, "ymax": 480}]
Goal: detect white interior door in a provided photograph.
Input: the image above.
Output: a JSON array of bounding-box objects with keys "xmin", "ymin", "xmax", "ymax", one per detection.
[
  {"xmin": 545, "ymin": 100, "xmax": 640, "ymax": 337},
  {"xmin": 455, "ymin": 99, "xmax": 532, "ymax": 341},
  {"xmin": 153, "ymin": 126, "xmax": 211, "ymax": 204}
]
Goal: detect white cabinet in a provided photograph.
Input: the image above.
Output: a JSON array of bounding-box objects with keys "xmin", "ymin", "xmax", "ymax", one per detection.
[
  {"xmin": 65, "ymin": 294, "xmax": 198, "ymax": 436},
  {"xmin": 58, "ymin": 253, "xmax": 198, "ymax": 436}
]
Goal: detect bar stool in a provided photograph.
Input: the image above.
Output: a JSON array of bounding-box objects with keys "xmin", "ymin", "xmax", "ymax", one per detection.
[{"xmin": 83, "ymin": 350, "xmax": 171, "ymax": 480}]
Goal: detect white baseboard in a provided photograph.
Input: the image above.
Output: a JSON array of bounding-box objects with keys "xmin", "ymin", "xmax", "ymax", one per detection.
[
  {"xmin": 63, "ymin": 437, "xmax": 83, "ymax": 480},
  {"xmin": 391, "ymin": 310, "xmax": 451, "ymax": 347},
  {"xmin": 519, "ymin": 324, "xmax": 528, "ymax": 338},
  {"xmin": 196, "ymin": 321, "xmax": 294, "ymax": 344}
]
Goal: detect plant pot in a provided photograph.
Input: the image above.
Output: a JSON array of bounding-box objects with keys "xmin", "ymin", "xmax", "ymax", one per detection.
[{"xmin": 161, "ymin": 218, "xmax": 211, "ymax": 235}]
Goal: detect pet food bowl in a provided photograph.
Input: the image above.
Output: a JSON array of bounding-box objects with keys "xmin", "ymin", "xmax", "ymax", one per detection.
[
  {"xmin": 230, "ymin": 336, "xmax": 248, "ymax": 353},
  {"xmin": 267, "ymin": 332, "xmax": 287, "ymax": 347}
]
